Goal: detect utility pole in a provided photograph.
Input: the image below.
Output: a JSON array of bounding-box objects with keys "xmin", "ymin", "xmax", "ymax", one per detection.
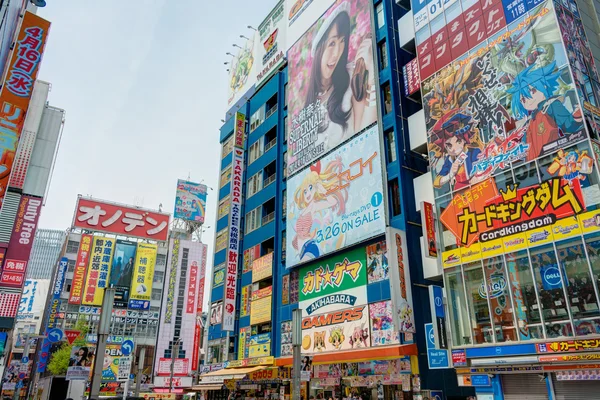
[
  {"xmin": 89, "ymin": 289, "xmax": 116, "ymax": 400},
  {"xmin": 134, "ymin": 346, "xmax": 146, "ymax": 397},
  {"xmin": 169, "ymin": 338, "xmax": 181, "ymax": 393},
  {"xmin": 13, "ymin": 334, "xmax": 45, "ymax": 400},
  {"xmin": 292, "ymin": 309, "xmax": 302, "ymax": 400}
]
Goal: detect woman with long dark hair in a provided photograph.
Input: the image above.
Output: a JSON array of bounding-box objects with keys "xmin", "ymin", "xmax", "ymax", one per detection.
[{"xmin": 304, "ymin": 2, "xmax": 377, "ymax": 147}]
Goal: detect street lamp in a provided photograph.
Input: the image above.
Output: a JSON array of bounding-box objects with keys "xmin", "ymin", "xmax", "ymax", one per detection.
[{"xmin": 169, "ymin": 338, "xmax": 183, "ymax": 393}]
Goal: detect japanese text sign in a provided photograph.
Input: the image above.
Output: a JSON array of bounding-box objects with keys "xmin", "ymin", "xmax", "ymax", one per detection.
[
  {"xmin": 186, "ymin": 260, "xmax": 199, "ymax": 314},
  {"xmin": 82, "ymin": 237, "xmax": 115, "ymax": 306},
  {"xmin": 73, "ymin": 197, "xmax": 169, "ymax": 241},
  {"xmin": 252, "ymin": 252, "xmax": 273, "ymax": 283},
  {"xmin": 223, "ymin": 148, "xmax": 245, "ymax": 331},
  {"xmin": 129, "ymin": 242, "xmax": 157, "ymax": 310},
  {"xmin": 69, "ymin": 234, "xmax": 92, "ymax": 304},
  {"xmin": 164, "ymin": 239, "xmax": 179, "ymax": 323},
  {"xmin": 537, "ymin": 339, "xmax": 600, "ymax": 353},
  {"xmin": 422, "ymin": 201, "xmax": 437, "ymax": 258},
  {"xmin": 174, "ymin": 179, "xmax": 207, "ymax": 223},
  {"xmin": 234, "ymin": 113, "xmax": 246, "ymax": 149},
  {"xmin": 250, "ymin": 295, "xmax": 272, "ymax": 325},
  {"xmin": 0, "ymin": 12, "xmax": 50, "ymax": 207},
  {"xmin": 256, "ymin": 0, "xmax": 286, "ymax": 86},
  {"xmin": 2, "ymin": 195, "xmax": 42, "ymax": 289},
  {"xmin": 403, "ymin": 58, "xmax": 420, "ymax": 96}
]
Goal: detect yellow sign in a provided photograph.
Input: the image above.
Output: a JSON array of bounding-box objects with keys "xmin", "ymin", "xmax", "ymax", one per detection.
[
  {"xmin": 442, "ymin": 249, "xmax": 461, "ymax": 269},
  {"xmin": 249, "ymin": 343, "xmax": 271, "ymax": 358},
  {"xmin": 501, "ymin": 232, "xmax": 527, "ymax": 254},
  {"xmin": 248, "ymin": 368, "xmax": 278, "ymax": 381},
  {"xmin": 225, "ymin": 356, "xmax": 275, "ymax": 368},
  {"xmin": 129, "ymin": 243, "xmax": 157, "ymax": 304},
  {"xmin": 460, "ymin": 243, "xmax": 481, "ymax": 263},
  {"xmin": 252, "ymin": 253, "xmax": 273, "ymax": 283},
  {"xmin": 250, "ymin": 296, "xmax": 272, "ymax": 325},
  {"xmin": 524, "ymin": 226, "xmax": 554, "ymax": 249},
  {"xmin": 239, "ymin": 327, "xmax": 249, "ymax": 360},
  {"xmin": 218, "ymin": 195, "xmax": 230, "ymax": 220},
  {"xmin": 215, "ymin": 228, "xmax": 228, "ymax": 252},
  {"xmin": 552, "ymin": 216, "xmax": 582, "ymax": 241},
  {"xmin": 82, "ymin": 237, "xmax": 115, "ymax": 306},
  {"xmin": 240, "ymin": 285, "xmax": 251, "ymax": 317},
  {"xmin": 479, "ymin": 238, "xmax": 503, "ymax": 259},
  {"xmin": 578, "ymin": 209, "xmax": 600, "ymax": 235}
]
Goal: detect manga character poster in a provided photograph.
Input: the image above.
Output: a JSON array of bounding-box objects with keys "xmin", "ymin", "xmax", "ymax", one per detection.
[
  {"xmin": 286, "ymin": 127, "xmax": 385, "ymax": 268},
  {"xmin": 287, "ymin": 0, "xmax": 378, "ymax": 176},
  {"xmin": 369, "ymin": 300, "xmax": 400, "ymax": 346},
  {"xmin": 423, "ymin": 0, "xmax": 588, "ymax": 200}
]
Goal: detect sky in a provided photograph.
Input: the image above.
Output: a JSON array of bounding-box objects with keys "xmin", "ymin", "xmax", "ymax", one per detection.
[{"xmin": 36, "ymin": 0, "xmax": 276, "ymax": 281}]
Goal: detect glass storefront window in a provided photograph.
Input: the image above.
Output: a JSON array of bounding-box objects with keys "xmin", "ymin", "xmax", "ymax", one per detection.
[
  {"xmin": 464, "ymin": 261, "xmax": 494, "ymax": 344},
  {"xmin": 505, "ymin": 251, "xmax": 544, "ymax": 340},
  {"xmin": 482, "ymin": 256, "xmax": 517, "ymax": 342},
  {"xmin": 446, "ymin": 268, "xmax": 471, "ymax": 346},
  {"xmin": 512, "ymin": 161, "xmax": 540, "ymax": 189}
]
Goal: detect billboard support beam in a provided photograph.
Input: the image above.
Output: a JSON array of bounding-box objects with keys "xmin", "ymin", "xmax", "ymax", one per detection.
[
  {"xmin": 292, "ymin": 308, "xmax": 302, "ymax": 400},
  {"xmin": 89, "ymin": 288, "xmax": 115, "ymax": 399}
]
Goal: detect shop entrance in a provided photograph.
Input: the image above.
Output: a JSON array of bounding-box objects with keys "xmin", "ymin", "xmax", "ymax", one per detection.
[
  {"xmin": 552, "ymin": 372, "xmax": 600, "ymax": 399},
  {"xmin": 501, "ymin": 374, "xmax": 549, "ymax": 400}
]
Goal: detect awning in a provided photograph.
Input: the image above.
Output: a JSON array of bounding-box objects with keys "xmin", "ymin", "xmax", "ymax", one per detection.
[
  {"xmin": 200, "ymin": 365, "xmax": 265, "ymax": 377},
  {"xmin": 192, "ymin": 384, "xmax": 225, "ymax": 391}
]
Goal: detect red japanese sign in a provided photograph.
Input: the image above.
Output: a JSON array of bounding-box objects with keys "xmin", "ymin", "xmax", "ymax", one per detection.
[
  {"xmin": 186, "ymin": 261, "xmax": 198, "ymax": 314},
  {"xmin": 0, "ymin": 12, "xmax": 51, "ymax": 205},
  {"xmin": 537, "ymin": 339, "xmax": 600, "ymax": 353},
  {"xmin": 65, "ymin": 330, "xmax": 81, "ymax": 345},
  {"xmin": 192, "ymin": 244, "xmax": 207, "ymax": 371},
  {"xmin": 73, "ymin": 197, "xmax": 170, "ymax": 241},
  {"xmin": 422, "ymin": 201, "xmax": 437, "ymax": 258},
  {"xmin": 441, "ymin": 178, "xmax": 584, "ymax": 247},
  {"xmin": 234, "ymin": 112, "xmax": 246, "ymax": 149},
  {"xmin": 2, "ymin": 195, "xmax": 43, "ymax": 289},
  {"xmin": 403, "ymin": 58, "xmax": 420, "ymax": 96},
  {"xmin": 69, "ymin": 234, "xmax": 93, "ymax": 304}
]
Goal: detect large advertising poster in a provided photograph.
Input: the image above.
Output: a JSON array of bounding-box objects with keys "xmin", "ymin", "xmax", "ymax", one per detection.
[
  {"xmin": 1, "ymin": 195, "xmax": 42, "ymax": 289},
  {"xmin": 69, "ymin": 234, "xmax": 92, "ymax": 304},
  {"xmin": 301, "ymin": 305, "xmax": 370, "ymax": 354},
  {"xmin": 286, "ymin": 0, "xmax": 377, "ymax": 176},
  {"xmin": 82, "ymin": 237, "xmax": 115, "ymax": 306},
  {"xmin": 299, "ymin": 246, "xmax": 368, "ymax": 317},
  {"xmin": 257, "ymin": 0, "xmax": 287, "ymax": 87},
  {"xmin": 129, "ymin": 243, "xmax": 157, "ymax": 310},
  {"xmin": 286, "ymin": 127, "xmax": 385, "ymax": 268},
  {"xmin": 66, "ymin": 343, "xmax": 96, "ymax": 381},
  {"xmin": 285, "ymin": 0, "xmax": 335, "ymax": 49},
  {"xmin": 0, "ymin": 12, "xmax": 50, "ymax": 209},
  {"xmin": 174, "ymin": 179, "xmax": 207, "ymax": 223},
  {"xmin": 110, "ymin": 240, "xmax": 137, "ymax": 308},
  {"xmin": 423, "ymin": 1, "xmax": 587, "ymax": 200},
  {"xmin": 17, "ymin": 279, "xmax": 49, "ymax": 322},
  {"xmin": 227, "ymin": 32, "xmax": 258, "ymax": 110},
  {"xmin": 164, "ymin": 238, "xmax": 179, "ymax": 323}
]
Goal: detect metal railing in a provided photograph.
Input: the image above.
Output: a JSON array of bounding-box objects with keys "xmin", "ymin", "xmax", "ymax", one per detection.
[
  {"xmin": 264, "ymin": 174, "xmax": 276, "ymax": 187},
  {"xmin": 262, "ymin": 212, "xmax": 275, "ymax": 225}
]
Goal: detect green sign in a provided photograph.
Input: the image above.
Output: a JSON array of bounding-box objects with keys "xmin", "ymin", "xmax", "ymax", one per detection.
[{"xmin": 299, "ymin": 247, "xmax": 367, "ymax": 303}]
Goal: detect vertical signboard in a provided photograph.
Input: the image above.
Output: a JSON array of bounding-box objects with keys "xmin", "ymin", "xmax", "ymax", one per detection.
[
  {"xmin": 257, "ymin": 0, "xmax": 287, "ymax": 86},
  {"xmin": 186, "ymin": 260, "xmax": 199, "ymax": 314},
  {"xmin": 223, "ymin": 114, "xmax": 246, "ymax": 330},
  {"xmin": 0, "ymin": 12, "xmax": 51, "ymax": 207},
  {"xmin": 387, "ymin": 228, "xmax": 416, "ymax": 333},
  {"xmin": 421, "ymin": 201, "xmax": 437, "ymax": 258},
  {"xmin": 1, "ymin": 195, "xmax": 42, "ymax": 289},
  {"xmin": 428, "ymin": 285, "xmax": 447, "ymax": 349},
  {"xmin": 69, "ymin": 234, "xmax": 92, "ymax": 304},
  {"xmin": 425, "ymin": 323, "xmax": 450, "ymax": 369},
  {"xmin": 164, "ymin": 239, "xmax": 179, "ymax": 323},
  {"xmin": 109, "ymin": 240, "xmax": 137, "ymax": 308},
  {"xmin": 402, "ymin": 58, "xmax": 420, "ymax": 96},
  {"xmin": 174, "ymin": 179, "xmax": 207, "ymax": 223},
  {"xmin": 286, "ymin": 0, "xmax": 377, "ymax": 176},
  {"xmin": 82, "ymin": 237, "xmax": 115, "ymax": 306},
  {"xmin": 128, "ymin": 243, "xmax": 157, "ymax": 310},
  {"xmin": 38, "ymin": 257, "xmax": 68, "ymax": 372},
  {"xmin": 192, "ymin": 243, "xmax": 207, "ymax": 372}
]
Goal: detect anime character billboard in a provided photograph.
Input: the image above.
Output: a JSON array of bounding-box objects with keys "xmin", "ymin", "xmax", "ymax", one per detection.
[
  {"xmin": 286, "ymin": 127, "xmax": 385, "ymax": 268},
  {"xmin": 286, "ymin": 0, "xmax": 378, "ymax": 176},
  {"xmin": 423, "ymin": 0, "xmax": 588, "ymax": 198}
]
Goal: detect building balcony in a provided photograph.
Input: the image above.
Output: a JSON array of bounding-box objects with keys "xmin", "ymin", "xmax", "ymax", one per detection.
[
  {"xmin": 262, "ymin": 212, "xmax": 275, "ymax": 225},
  {"xmin": 264, "ymin": 138, "xmax": 277, "ymax": 153},
  {"xmin": 408, "ymin": 109, "xmax": 427, "ymax": 155}
]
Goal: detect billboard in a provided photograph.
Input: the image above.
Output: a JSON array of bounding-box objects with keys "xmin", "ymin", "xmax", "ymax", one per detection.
[
  {"xmin": 301, "ymin": 305, "xmax": 370, "ymax": 354},
  {"xmin": 110, "ymin": 240, "xmax": 137, "ymax": 308},
  {"xmin": 69, "ymin": 234, "xmax": 92, "ymax": 304},
  {"xmin": 227, "ymin": 33, "xmax": 258, "ymax": 110},
  {"xmin": 257, "ymin": 0, "xmax": 287, "ymax": 86},
  {"xmin": 241, "ymin": 285, "xmax": 251, "ymax": 317},
  {"xmin": 223, "ymin": 147, "xmax": 245, "ymax": 331},
  {"xmin": 251, "ymin": 295, "xmax": 272, "ymax": 325},
  {"xmin": 286, "ymin": 0, "xmax": 378, "ymax": 176},
  {"xmin": 285, "ymin": 0, "xmax": 336, "ymax": 49},
  {"xmin": 82, "ymin": 237, "xmax": 115, "ymax": 306},
  {"xmin": 164, "ymin": 239, "xmax": 179, "ymax": 323},
  {"xmin": 174, "ymin": 179, "xmax": 207, "ymax": 223},
  {"xmin": 128, "ymin": 242, "xmax": 157, "ymax": 310},
  {"xmin": 103, "ymin": 342, "xmax": 132, "ymax": 382},
  {"xmin": 369, "ymin": 300, "xmax": 400, "ymax": 347},
  {"xmin": 252, "ymin": 252, "xmax": 273, "ymax": 283},
  {"xmin": 17, "ymin": 279, "xmax": 49, "ymax": 322},
  {"xmin": 210, "ymin": 302, "xmax": 223, "ymax": 325},
  {"xmin": 387, "ymin": 228, "xmax": 416, "ymax": 333},
  {"xmin": 299, "ymin": 246, "xmax": 368, "ymax": 317},
  {"xmin": 1, "ymin": 195, "xmax": 42, "ymax": 289},
  {"xmin": 0, "ymin": 12, "xmax": 50, "ymax": 209},
  {"xmin": 73, "ymin": 197, "xmax": 170, "ymax": 241},
  {"xmin": 286, "ymin": 127, "xmax": 385, "ymax": 268},
  {"xmin": 66, "ymin": 343, "xmax": 96, "ymax": 381},
  {"xmin": 423, "ymin": 2, "xmax": 586, "ymax": 199}
]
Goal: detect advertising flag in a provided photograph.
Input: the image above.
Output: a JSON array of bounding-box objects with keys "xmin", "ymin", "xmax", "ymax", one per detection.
[
  {"xmin": 82, "ymin": 237, "xmax": 115, "ymax": 306},
  {"xmin": 174, "ymin": 179, "xmax": 207, "ymax": 223},
  {"xmin": 286, "ymin": 0, "xmax": 377, "ymax": 176},
  {"xmin": 286, "ymin": 127, "xmax": 385, "ymax": 268},
  {"xmin": 128, "ymin": 243, "xmax": 157, "ymax": 310},
  {"xmin": 110, "ymin": 240, "xmax": 137, "ymax": 308},
  {"xmin": 69, "ymin": 234, "xmax": 93, "ymax": 304}
]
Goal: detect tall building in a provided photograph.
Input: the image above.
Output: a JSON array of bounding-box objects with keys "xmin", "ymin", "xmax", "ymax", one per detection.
[
  {"xmin": 202, "ymin": 1, "xmax": 471, "ymax": 399},
  {"xmin": 26, "ymin": 229, "xmax": 67, "ymax": 280},
  {"xmin": 407, "ymin": 0, "xmax": 600, "ymax": 396}
]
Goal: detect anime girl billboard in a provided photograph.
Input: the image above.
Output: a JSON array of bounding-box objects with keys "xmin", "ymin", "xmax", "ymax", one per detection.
[
  {"xmin": 423, "ymin": 0, "xmax": 588, "ymax": 198},
  {"xmin": 286, "ymin": 126, "xmax": 385, "ymax": 268}
]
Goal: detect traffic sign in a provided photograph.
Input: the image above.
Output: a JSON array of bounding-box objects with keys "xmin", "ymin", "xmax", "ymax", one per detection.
[
  {"xmin": 47, "ymin": 328, "xmax": 63, "ymax": 343},
  {"xmin": 121, "ymin": 339, "xmax": 134, "ymax": 356},
  {"xmin": 65, "ymin": 330, "xmax": 81, "ymax": 345},
  {"xmin": 18, "ymin": 372, "xmax": 25, "ymax": 380},
  {"xmin": 21, "ymin": 356, "xmax": 29, "ymax": 364}
]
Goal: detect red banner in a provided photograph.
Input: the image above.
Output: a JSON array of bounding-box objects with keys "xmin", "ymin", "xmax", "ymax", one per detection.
[
  {"xmin": 72, "ymin": 197, "xmax": 170, "ymax": 241},
  {"xmin": 422, "ymin": 201, "xmax": 437, "ymax": 258},
  {"xmin": 69, "ymin": 234, "xmax": 92, "ymax": 304},
  {"xmin": 186, "ymin": 262, "xmax": 198, "ymax": 314},
  {"xmin": 403, "ymin": 58, "xmax": 420, "ymax": 96}
]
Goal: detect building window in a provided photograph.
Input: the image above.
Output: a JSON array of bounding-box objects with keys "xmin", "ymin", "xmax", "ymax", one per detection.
[
  {"xmin": 156, "ymin": 254, "xmax": 166, "ymax": 267},
  {"xmin": 249, "ymin": 138, "xmax": 264, "ymax": 164},
  {"xmin": 220, "ymin": 167, "xmax": 231, "ymax": 188},
  {"xmin": 283, "ymin": 152, "xmax": 288, "ymax": 179},
  {"xmin": 66, "ymin": 240, "xmax": 79, "ymax": 254},
  {"xmin": 245, "ymin": 206, "xmax": 262, "ymax": 234},
  {"xmin": 385, "ymin": 129, "xmax": 397, "ymax": 163},
  {"xmin": 389, "ymin": 178, "xmax": 401, "ymax": 216},
  {"xmin": 376, "ymin": 2, "xmax": 385, "ymax": 28},
  {"xmin": 282, "ymin": 190, "xmax": 287, "ymax": 219},
  {"xmin": 153, "ymin": 271, "xmax": 164, "ymax": 284},
  {"xmin": 264, "ymin": 127, "xmax": 277, "ymax": 153},
  {"xmin": 264, "ymin": 162, "xmax": 276, "ymax": 188},
  {"xmin": 151, "ymin": 289, "xmax": 162, "ymax": 301},
  {"xmin": 67, "ymin": 259, "xmax": 76, "ymax": 273},
  {"xmin": 262, "ymin": 198, "xmax": 276, "ymax": 226},
  {"xmin": 266, "ymin": 94, "xmax": 278, "ymax": 118},
  {"xmin": 218, "ymin": 195, "xmax": 230, "ymax": 220},
  {"xmin": 250, "ymin": 106, "xmax": 265, "ymax": 132},
  {"xmin": 247, "ymin": 172, "xmax": 263, "ymax": 198},
  {"xmin": 378, "ymin": 40, "xmax": 389, "ymax": 70},
  {"xmin": 222, "ymin": 136, "xmax": 234, "ymax": 159},
  {"xmin": 283, "ymin": 84, "xmax": 288, "ymax": 108},
  {"xmin": 382, "ymin": 83, "xmax": 392, "ymax": 114}
]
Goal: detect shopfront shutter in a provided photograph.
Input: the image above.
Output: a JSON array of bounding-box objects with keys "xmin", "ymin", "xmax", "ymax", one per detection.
[
  {"xmin": 502, "ymin": 374, "xmax": 549, "ymax": 400},
  {"xmin": 552, "ymin": 375, "xmax": 600, "ymax": 399}
]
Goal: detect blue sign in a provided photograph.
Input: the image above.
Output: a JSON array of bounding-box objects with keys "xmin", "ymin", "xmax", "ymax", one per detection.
[
  {"xmin": 21, "ymin": 356, "xmax": 29, "ymax": 364},
  {"xmin": 47, "ymin": 328, "xmax": 63, "ymax": 343},
  {"xmin": 432, "ymin": 286, "xmax": 445, "ymax": 318},
  {"xmin": 128, "ymin": 299, "xmax": 150, "ymax": 310},
  {"xmin": 425, "ymin": 323, "xmax": 450, "ymax": 369},
  {"xmin": 471, "ymin": 374, "xmax": 492, "ymax": 387},
  {"xmin": 16, "ymin": 379, "xmax": 23, "ymax": 388},
  {"xmin": 121, "ymin": 339, "xmax": 134, "ymax": 356},
  {"xmin": 426, "ymin": 323, "xmax": 435, "ymax": 350},
  {"xmin": 465, "ymin": 343, "xmax": 537, "ymax": 358},
  {"xmin": 430, "ymin": 391, "xmax": 443, "ymax": 400},
  {"xmin": 541, "ymin": 264, "xmax": 565, "ymax": 290}
]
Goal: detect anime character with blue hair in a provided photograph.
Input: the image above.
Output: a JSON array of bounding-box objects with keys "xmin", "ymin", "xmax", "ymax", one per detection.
[{"xmin": 506, "ymin": 61, "xmax": 583, "ymax": 162}]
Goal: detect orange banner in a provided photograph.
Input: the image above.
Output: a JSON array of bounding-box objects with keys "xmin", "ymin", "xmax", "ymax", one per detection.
[{"xmin": 0, "ymin": 12, "xmax": 51, "ymax": 206}]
